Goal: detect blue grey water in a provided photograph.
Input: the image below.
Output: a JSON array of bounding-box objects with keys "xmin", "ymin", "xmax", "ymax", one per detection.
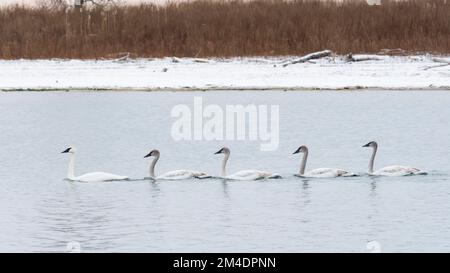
[{"xmin": 0, "ymin": 90, "xmax": 449, "ymax": 252}]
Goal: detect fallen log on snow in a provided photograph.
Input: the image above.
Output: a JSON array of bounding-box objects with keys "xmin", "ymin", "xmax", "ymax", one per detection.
[
  {"xmin": 378, "ymin": 48, "xmax": 407, "ymax": 56},
  {"xmin": 109, "ymin": 52, "xmax": 136, "ymax": 62},
  {"xmin": 282, "ymin": 50, "xmax": 332, "ymax": 67},
  {"xmin": 345, "ymin": 53, "xmax": 381, "ymax": 62},
  {"xmin": 193, "ymin": 58, "xmax": 209, "ymax": 63},
  {"xmin": 431, "ymin": 57, "xmax": 450, "ymax": 64},
  {"xmin": 423, "ymin": 58, "xmax": 450, "ymax": 70},
  {"xmin": 114, "ymin": 53, "xmax": 130, "ymax": 62}
]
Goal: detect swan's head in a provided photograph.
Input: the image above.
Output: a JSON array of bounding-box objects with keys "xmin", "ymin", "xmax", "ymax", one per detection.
[
  {"xmin": 214, "ymin": 147, "xmax": 230, "ymax": 155},
  {"xmin": 293, "ymin": 145, "xmax": 308, "ymax": 154},
  {"xmin": 61, "ymin": 146, "xmax": 76, "ymax": 154},
  {"xmin": 363, "ymin": 141, "xmax": 378, "ymax": 148},
  {"xmin": 144, "ymin": 149, "xmax": 160, "ymax": 158}
]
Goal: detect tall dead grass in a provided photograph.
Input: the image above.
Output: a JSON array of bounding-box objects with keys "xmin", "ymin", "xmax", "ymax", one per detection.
[{"xmin": 1, "ymin": 0, "xmax": 449, "ymax": 59}]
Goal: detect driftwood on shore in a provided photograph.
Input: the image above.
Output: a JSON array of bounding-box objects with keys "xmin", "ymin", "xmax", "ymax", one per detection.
[
  {"xmin": 378, "ymin": 48, "xmax": 407, "ymax": 56},
  {"xmin": 423, "ymin": 58, "xmax": 450, "ymax": 70},
  {"xmin": 345, "ymin": 53, "xmax": 381, "ymax": 62},
  {"xmin": 282, "ymin": 50, "xmax": 332, "ymax": 67},
  {"xmin": 193, "ymin": 58, "xmax": 209, "ymax": 63},
  {"xmin": 107, "ymin": 52, "xmax": 136, "ymax": 62}
]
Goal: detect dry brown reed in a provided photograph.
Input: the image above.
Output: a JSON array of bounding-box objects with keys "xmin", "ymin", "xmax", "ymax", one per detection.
[{"xmin": 0, "ymin": 0, "xmax": 449, "ymax": 59}]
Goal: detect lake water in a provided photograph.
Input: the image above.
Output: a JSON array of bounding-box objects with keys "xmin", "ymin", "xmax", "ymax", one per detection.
[{"xmin": 0, "ymin": 90, "xmax": 449, "ymax": 252}]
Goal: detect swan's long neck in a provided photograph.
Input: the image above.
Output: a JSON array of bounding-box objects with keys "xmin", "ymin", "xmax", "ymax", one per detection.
[
  {"xmin": 68, "ymin": 153, "xmax": 75, "ymax": 179},
  {"xmin": 299, "ymin": 149, "xmax": 308, "ymax": 175},
  {"xmin": 149, "ymin": 154, "xmax": 159, "ymax": 179},
  {"xmin": 368, "ymin": 146, "xmax": 377, "ymax": 173},
  {"xmin": 221, "ymin": 152, "xmax": 230, "ymax": 177}
]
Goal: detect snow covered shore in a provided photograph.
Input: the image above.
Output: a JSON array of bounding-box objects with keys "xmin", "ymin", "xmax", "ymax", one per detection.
[{"xmin": 1, "ymin": 55, "xmax": 449, "ymax": 91}]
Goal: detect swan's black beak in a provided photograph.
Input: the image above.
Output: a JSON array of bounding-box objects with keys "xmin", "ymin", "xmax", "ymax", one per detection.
[
  {"xmin": 214, "ymin": 148, "xmax": 223, "ymax": 154},
  {"xmin": 144, "ymin": 152, "xmax": 152, "ymax": 158},
  {"xmin": 293, "ymin": 149, "xmax": 300, "ymax": 154},
  {"xmin": 362, "ymin": 143, "xmax": 370, "ymax": 147},
  {"xmin": 61, "ymin": 148, "xmax": 71, "ymax": 153}
]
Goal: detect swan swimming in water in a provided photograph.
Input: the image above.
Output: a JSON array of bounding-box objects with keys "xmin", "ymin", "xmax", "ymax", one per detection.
[
  {"xmin": 293, "ymin": 145, "xmax": 356, "ymax": 178},
  {"xmin": 214, "ymin": 147, "xmax": 281, "ymax": 180},
  {"xmin": 144, "ymin": 149, "xmax": 210, "ymax": 180},
  {"xmin": 61, "ymin": 146, "xmax": 128, "ymax": 182},
  {"xmin": 362, "ymin": 141, "xmax": 427, "ymax": 176}
]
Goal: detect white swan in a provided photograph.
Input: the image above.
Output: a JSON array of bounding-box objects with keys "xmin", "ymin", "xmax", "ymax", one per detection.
[
  {"xmin": 362, "ymin": 141, "xmax": 427, "ymax": 176},
  {"xmin": 214, "ymin": 147, "xmax": 280, "ymax": 180},
  {"xmin": 144, "ymin": 149, "xmax": 210, "ymax": 180},
  {"xmin": 61, "ymin": 146, "xmax": 128, "ymax": 182},
  {"xmin": 293, "ymin": 145, "xmax": 356, "ymax": 178}
]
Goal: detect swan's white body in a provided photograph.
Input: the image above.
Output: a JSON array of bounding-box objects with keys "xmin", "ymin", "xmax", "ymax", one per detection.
[
  {"xmin": 215, "ymin": 147, "xmax": 280, "ymax": 180},
  {"xmin": 298, "ymin": 168, "xmax": 356, "ymax": 178},
  {"xmin": 225, "ymin": 170, "xmax": 274, "ymax": 181},
  {"xmin": 62, "ymin": 147, "xmax": 128, "ymax": 182},
  {"xmin": 70, "ymin": 172, "xmax": 128, "ymax": 182},
  {"xmin": 370, "ymin": 165, "xmax": 425, "ymax": 176},
  {"xmin": 293, "ymin": 146, "xmax": 356, "ymax": 178},
  {"xmin": 145, "ymin": 149, "xmax": 209, "ymax": 180},
  {"xmin": 156, "ymin": 169, "xmax": 209, "ymax": 180},
  {"xmin": 363, "ymin": 141, "xmax": 426, "ymax": 176}
]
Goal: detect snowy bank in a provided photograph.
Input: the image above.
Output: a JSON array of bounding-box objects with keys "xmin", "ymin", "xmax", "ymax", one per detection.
[{"xmin": 1, "ymin": 55, "xmax": 450, "ymax": 91}]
